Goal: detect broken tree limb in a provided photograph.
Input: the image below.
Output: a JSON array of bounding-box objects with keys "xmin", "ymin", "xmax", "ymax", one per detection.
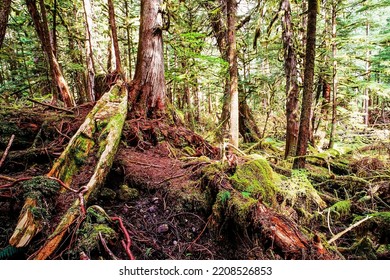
[
  {"xmin": 328, "ymin": 215, "xmax": 372, "ymax": 244},
  {"xmin": 9, "ymin": 81, "xmax": 128, "ymax": 253},
  {"xmin": 0, "ymin": 134, "xmax": 15, "ymax": 169},
  {"xmin": 27, "ymin": 98, "xmax": 74, "ymax": 114},
  {"xmin": 33, "ymin": 81, "xmax": 128, "ymax": 259}
]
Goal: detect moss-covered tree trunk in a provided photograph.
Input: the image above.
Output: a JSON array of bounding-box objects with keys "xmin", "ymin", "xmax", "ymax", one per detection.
[{"xmin": 9, "ymin": 82, "xmax": 128, "ymax": 259}]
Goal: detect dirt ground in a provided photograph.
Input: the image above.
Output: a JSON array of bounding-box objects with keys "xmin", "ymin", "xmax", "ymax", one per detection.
[
  {"xmin": 0, "ymin": 105, "xmax": 246, "ymax": 260},
  {"xmin": 1, "ymin": 104, "xmax": 389, "ymax": 260}
]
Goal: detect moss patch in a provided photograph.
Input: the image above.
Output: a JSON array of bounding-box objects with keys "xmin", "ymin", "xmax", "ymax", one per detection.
[
  {"xmin": 229, "ymin": 158, "xmax": 279, "ymax": 207},
  {"xmin": 279, "ymin": 169, "xmax": 327, "ymax": 211},
  {"xmin": 117, "ymin": 185, "xmax": 139, "ymax": 201}
]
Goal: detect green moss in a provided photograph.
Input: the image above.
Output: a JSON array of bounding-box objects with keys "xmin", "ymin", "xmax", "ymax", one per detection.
[
  {"xmin": 229, "ymin": 193, "xmax": 258, "ymax": 226},
  {"xmin": 183, "ymin": 146, "xmax": 196, "ymax": 156},
  {"xmin": 22, "ymin": 176, "xmax": 61, "ymax": 199},
  {"xmin": 117, "ymin": 185, "xmax": 139, "ymax": 201},
  {"xmin": 212, "ymin": 190, "xmax": 257, "ymax": 228},
  {"xmin": 377, "ymin": 244, "xmax": 390, "ymax": 256},
  {"xmin": 59, "ymin": 135, "xmax": 95, "ymax": 184},
  {"xmin": 168, "ymin": 182, "xmax": 211, "ymax": 213},
  {"xmin": 229, "ymin": 158, "xmax": 279, "ymax": 206},
  {"xmin": 279, "ymin": 169, "xmax": 327, "ymax": 211},
  {"xmin": 99, "ymin": 188, "xmax": 117, "ymax": 200},
  {"xmin": 76, "ymin": 223, "xmax": 117, "ymax": 254},
  {"xmin": 329, "ymin": 200, "xmax": 351, "ymax": 218},
  {"xmin": 21, "ymin": 176, "xmax": 61, "ymax": 222}
]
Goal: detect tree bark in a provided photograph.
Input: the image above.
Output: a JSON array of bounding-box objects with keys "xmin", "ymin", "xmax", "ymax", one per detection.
[
  {"xmin": 129, "ymin": 0, "xmax": 166, "ymax": 117},
  {"xmin": 202, "ymin": 1, "xmax": 230, "ymax": 140},
  {"xmin": 9, "ymin": 82, "xmax": 128, "ymax": 257},
  {"xmin": 328, "ymin": 1, "xmax": 337, "ymax": 148},
  {"xmin": 281, "ymin": 0, "xmax": 300, "ymax": 159},
  {"xmin": 83, "ymin": 0, "xmax": 96, "ymax": 102},
  {"xmin": 227, "ymin": 0, "xmax": 239, "ymax": 147},
  {"xmin": 26, "ymin": 0, "xmax": 76, "ymax": 107},
  {"xmin": 363, "ymin": 18, "xmax": 371, "ymax": 125},
  {"xmin": 107, "ymin": 0, "xmax": 122, "ymax": 74},
  {"xmin": 293, "ymin": 0, "xmax": 318, "ymax": 169},
  {"xmin": 0, "ymin": 0, "xmax": 11, "ymax": 49}
]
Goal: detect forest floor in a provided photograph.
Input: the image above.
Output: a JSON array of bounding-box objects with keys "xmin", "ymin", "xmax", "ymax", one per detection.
[{"xmin": 0, "ymin": 103, "xmax": 389, "ymax": 260}]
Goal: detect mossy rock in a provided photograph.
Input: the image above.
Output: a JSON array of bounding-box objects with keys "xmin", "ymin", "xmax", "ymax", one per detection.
[
  {"xmin": 229, "ymin": 158, "xmax": 279, "ymax": 207},
  {"xmin": 117, "ymin": 185, "xmax": 139, "ymax": 201}
]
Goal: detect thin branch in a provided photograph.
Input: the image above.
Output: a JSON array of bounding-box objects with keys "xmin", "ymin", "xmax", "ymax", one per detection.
[
  {"xmin": 0, "ymin": 134, "xmax": 15, "ymax": 169},
  {"xmin": 99, "ymin": 232, "xmax": 119, "ymax": 260},
  {"xmin": 328, "ymin": 215, "xmax": 372, "ymax": 244},
  {"xmin": 27, "ymin": 98, "xmax": 74, "ymax": 114},
  {"xmin": 0, "ymin": 175, "xmax": 16, "ymax": 182}
]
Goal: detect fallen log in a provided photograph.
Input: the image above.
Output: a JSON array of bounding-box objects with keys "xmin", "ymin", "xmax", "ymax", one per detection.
[{"xmin": 9, "ymin": 81, "xmax": 128, "ymax": 259}]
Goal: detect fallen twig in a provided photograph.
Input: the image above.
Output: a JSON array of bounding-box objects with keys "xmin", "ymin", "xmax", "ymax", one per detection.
[
  {"xmin": 328, "ymin": 215, "xmax": 372, "ymax": 244},
  {"xmin": 0, "ymin": 175, "xmax": 16, "ymax": 182},
  {"xmin": 27, "ymin": 98, "xmax": 74, "ymax": 114},
  {"xmin": 0, "ymin": 134, "xmax": 15, "ymax": 169},
  {"xmin": 128, "ymin": 160, "xmax": 162, "ymax": 168}
]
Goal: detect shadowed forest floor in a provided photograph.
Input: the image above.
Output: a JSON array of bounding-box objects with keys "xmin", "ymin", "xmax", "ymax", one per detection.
[{"xmin": 0, "ymin": 104, "xmax": 389, "ymax": 260}]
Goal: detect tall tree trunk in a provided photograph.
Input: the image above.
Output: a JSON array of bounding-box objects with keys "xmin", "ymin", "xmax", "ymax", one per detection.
[
  {"xmin": 125, "ymin": 0, "xmax": 133, "ymax": 79},
  {"xmin": 202, "ymin": 1, "xmax": 230, "ymax": 140},
  {"xmin": 26, "ymin": 0, "xmax": 76, "ymax": 107},
  {"xmin": 83, "ymin": 0, "xmax": 96, "ymax": 102},
  {"xmin": 281, "ymin": 0, "xmax": 300, "ymax": 159},
  {"xmin": 108, "ymin": 0, "xmax": 122, "ymax": 74},
  {"xmin": 227, "ymin": 0, "xmax": 239, "ymax": 147},
  {"xmin": 52, "ymin": 0, "xmax": 57, "ymax": 57},
  {"xmin": 0, "ymin": 0, "xmax": 12, "ymax": 49},
  {"xmin": 129, "ymin": 0, "xmax": 166, "ymax": 117},
  {"xmin": 363, "ymin": 18, "xmax": 371, "ymax": 125},
  {"xmin": 293, "ymin": 0, "xmax": 318, "ymax": 169},
  {"xmin": 328, "ymin": 1, "xmax": 337, "ymax": 148}
]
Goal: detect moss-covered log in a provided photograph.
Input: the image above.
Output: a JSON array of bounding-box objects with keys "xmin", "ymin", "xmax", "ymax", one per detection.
[{"xmin": 9, "ymin": 81, "xmax": 128, "ymax": 256}]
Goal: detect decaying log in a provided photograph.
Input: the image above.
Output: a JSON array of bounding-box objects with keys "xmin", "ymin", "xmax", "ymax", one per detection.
[
  {"xmin": 9, "ymin": 81, "xmax": 128, "ymax": 257},
  {"xmin": 253, "ymin": 202, "xmax": 330, "ymax": 258}
]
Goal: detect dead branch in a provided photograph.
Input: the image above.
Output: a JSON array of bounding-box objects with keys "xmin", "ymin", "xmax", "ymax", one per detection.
[
  {"xmin": 27, "ymin": 98, "xmax": 74, "ymax": 114},
  {"xmin": 99, "ymin": 232, "xmax": 119, "ymax": 260},
  {"xmin": 0, "ymin": 134, "xmax": 15, "ymax": 169},
  {"xmin": 328, "ymin": 215, "xmax": 373, "ymax": 244}
]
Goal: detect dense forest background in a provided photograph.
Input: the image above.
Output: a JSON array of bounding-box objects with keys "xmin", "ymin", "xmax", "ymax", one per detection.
[{"xmin": 0, "ymin": 0, "xmax": 389, "ymax": 260}]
